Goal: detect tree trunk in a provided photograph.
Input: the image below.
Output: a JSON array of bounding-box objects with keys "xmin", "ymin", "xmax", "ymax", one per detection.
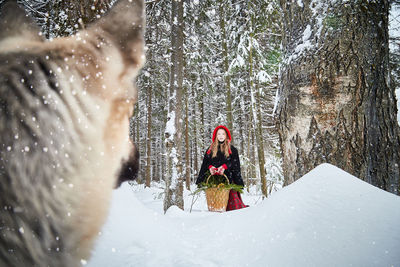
[
  {"xmin": 248, "ymin": 10, "xmax": 268, "ymax": 196},
  {"xmin": 160, "ymin": 127, "xmax": 165, "ymax": 183},
  {"xmin": 129, "ymin": 103, "xmax": 138, "ymax": 142},
  {"xmin": 193, "ymin": 93, "xmax": 199, "ymax": 178},
  {"xmin": 136, "ymin": 107, "xmax": 140, "ymax": 146},
  {"xmin": 185, "ymin": 88, "xmax": 191, "ymax": 190},
  {"xmin": 250, "ymin": 127, "xmax": 256, "ymax": 181},
  {"xmin": 219, "ymin": 0, "xmax": 233, "ymax": 132},
  {"xmin": 137, "ymin": 103, "xmax": 144, "ymax": 184},
  {"xmin": 146, "ymin": 84, "xmax": 152, "ymax": 187},
  {"xmin": 164, "ymin": 0, "xmax": 184, "ymax": 212},
  {"xmin": 154, "ymin": 139, "xmax": 160, "ymax": 183},
  {"xmin": 255, "ymin": 83, "xmax": 267, "ymax": 197},
  {"xmin": 278, "ymin": 0, "xmax": 400, "ymax": 194},
  {"xmin": 246, "ymin": 114, "xmax": 253, "ymax": 184},
  {"xmin": 199, "ymin": 95, "xmax": 205, "ymax": 147},
  {"xmin": 238, "ymin": 98, "xmax": 245, "ymax": 154}
]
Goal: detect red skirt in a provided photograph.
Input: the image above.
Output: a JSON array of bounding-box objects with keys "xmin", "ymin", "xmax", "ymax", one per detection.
[{"xmin": 226, "ymin": 190, "xmax": 247, "ymax": 211}]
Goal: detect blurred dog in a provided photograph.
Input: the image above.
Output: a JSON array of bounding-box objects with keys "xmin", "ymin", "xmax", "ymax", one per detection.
[{"xmin": 0, "ymin": 0, "xmax": 144, "ymax": 265}]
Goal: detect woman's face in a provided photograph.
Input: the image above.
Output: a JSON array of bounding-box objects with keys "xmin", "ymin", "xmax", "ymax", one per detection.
[{"xmin": 216, "ymin": 129, "xmax": 227, "ymax": 142}]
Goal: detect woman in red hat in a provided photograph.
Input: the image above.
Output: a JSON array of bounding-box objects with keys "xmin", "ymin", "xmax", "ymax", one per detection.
[{"xmin": 196, "ymin": 125, "xmax": 247, "ymax": 211}]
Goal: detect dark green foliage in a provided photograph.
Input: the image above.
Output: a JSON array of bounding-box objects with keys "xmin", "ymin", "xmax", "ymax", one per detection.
[{"xmin": 194, "ymin": 173, "xmax": 244, "ymax": 194}]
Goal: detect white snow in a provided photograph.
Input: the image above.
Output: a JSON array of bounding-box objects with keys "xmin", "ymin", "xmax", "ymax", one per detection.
[
  {"xmin": 287, "ymin": 1, "xmax": 329, "ymax": 64},
  {"xmin": 297, "ymin": 0, "xmax": 303, "ymax": 8},
  {"xmin": 272, "ymin": 87, "xmax": 279, "ymax": 115},
  {"xmin": 165, "ymin": 111, "xmax": 176, "ymax": 140},
  {"xmin": 256, "ymin": 70, "xmax": 271, "ymax": 83},
  {"xmin": 88, "ymin": 163, "xmax": 400, "ymax": 267},
  {"xmin": 295, "ymin": 25, "xmax": 312, "ymax": 55}
]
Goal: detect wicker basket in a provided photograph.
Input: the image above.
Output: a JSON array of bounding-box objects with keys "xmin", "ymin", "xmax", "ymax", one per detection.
[{"xmin": 205, "ymin": 174, "xmax": 230, "ymax": 212}]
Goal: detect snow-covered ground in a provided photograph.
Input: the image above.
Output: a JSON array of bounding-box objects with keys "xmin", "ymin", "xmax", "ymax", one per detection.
[{"xmin": 87, "ymin": 164, "xmax": 400, "ymax": 267}]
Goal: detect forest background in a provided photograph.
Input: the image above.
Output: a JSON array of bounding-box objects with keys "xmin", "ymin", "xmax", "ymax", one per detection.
[{"xmin": 3, "ymin": 0, "xmax": 400, "ymax": 212}]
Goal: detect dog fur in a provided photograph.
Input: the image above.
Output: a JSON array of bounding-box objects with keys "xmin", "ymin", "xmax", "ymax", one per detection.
[{"xmin": 0, "ymin": 0, "xmax": 144, "ymax": 266}]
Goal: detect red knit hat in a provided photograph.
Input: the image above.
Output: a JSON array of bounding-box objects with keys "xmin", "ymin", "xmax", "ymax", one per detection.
[{"xmin": 212, "ymin": 125, "xmax": 232, "ymax": 142}]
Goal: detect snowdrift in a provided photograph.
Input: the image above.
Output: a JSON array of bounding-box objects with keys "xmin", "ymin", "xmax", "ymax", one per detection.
[{"xmin": 88, "ymin": 163, "xmax": 400, "ymax": 267}]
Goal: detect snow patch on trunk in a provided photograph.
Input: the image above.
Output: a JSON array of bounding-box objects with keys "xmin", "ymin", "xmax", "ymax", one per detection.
[{"xmin": 165, "ymin": 111, "xmax": 176, "ymax": 141}]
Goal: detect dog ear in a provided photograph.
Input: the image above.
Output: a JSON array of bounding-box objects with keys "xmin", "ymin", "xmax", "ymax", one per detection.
[
  {"xmin": 0, "ymin": 1, "xmax": 44, "ymax": 43},
  {"xmin": 88, "ymin": 0, "xmax": 145, "ymax": 69}
]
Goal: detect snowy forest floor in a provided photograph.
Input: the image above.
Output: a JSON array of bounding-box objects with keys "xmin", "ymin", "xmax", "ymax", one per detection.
[{"xmin": 87, "ymin": 164, "xmax": 400, "ymax": 267}]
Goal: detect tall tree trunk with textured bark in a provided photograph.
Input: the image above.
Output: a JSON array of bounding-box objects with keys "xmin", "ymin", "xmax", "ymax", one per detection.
[
  {"xmin": 164, "ymin": 0, "xmax": 184, "ymax": 212},
  {"xmin": 278, "ymin": 0, "xmax": 400, "ymax": 194},
  {"xmin": 219, "ymin": 0, "xmax": 233, "ymax": 132}
]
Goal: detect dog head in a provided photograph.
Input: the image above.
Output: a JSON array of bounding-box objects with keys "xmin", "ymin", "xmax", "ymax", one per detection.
[{"xmin": 0, "ymin": 0, "xmax": 144, "ymax": 266}]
